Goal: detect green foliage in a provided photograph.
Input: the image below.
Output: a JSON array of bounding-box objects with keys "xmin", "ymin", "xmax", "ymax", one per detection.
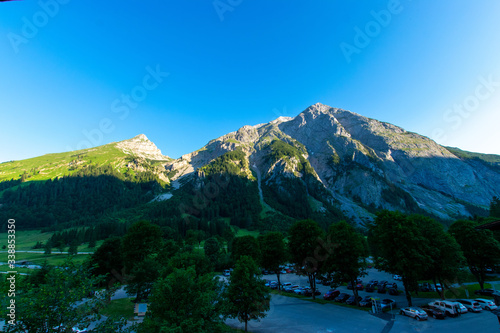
[
  {"xmin": 411, "ymin": 215, "xmax": 465, "ymax": 295},
  {"xmin": 122, "ymin": 221, "xmax": 163, "ymax": 271},
  {"xmin": 0, "ymin": 170, "xmax": 161, "ymax": 230},
  {"xmin": 0, "ymin": 259, "xmax": 122, "ymax": 333},
  {"xmin": 231, "ymin": 235, "xmax": 260, "ymax": 263},
  {"xmin": 262, "ymin": 177, "xmax": 311, "ymax": 219},
  {"xmin": 139, "ymin": 267, "xmax": 226, "ymax": 333},
  {"xmin": 368, "ymin": 211, "xmax": 432, "ymax": 306},
  {"xmin": 121, "ymin": 221, "xmax": 163, "ymax": 301},
  {"xmin": 323, "ymin": 221, "xmax": 368, "ymax": 304},
  {"xmin": 449, "ymin": 219, "xmax": 500, "ymax": 289},
  {"xmin": 259, "ymin": 232, "xmax": 287, "ymax": 289},
  {"xmin": 490, "ymin": 196, "xmax": 500, "ymax": 218},
  {"xmin": 90, "ymin": 237, "xmax": 125, "ymax": 288},
  {"xmin": 288, "ymin": 219, "xmax": 326, "ymax": 298},
  {"xmin": 161, "ymin": 251, "xmax": 212, "ymax": 278},
  {"xmin": 201, "ymin": 149, "xmax": 248, "ymax": 176},
  {"xmin": 204, "ymin": 237, "xmax": 222, "ymax": 269},
  {"xmin": 223, "ymin": 256, "xmax": 270, "ymax": 332}
]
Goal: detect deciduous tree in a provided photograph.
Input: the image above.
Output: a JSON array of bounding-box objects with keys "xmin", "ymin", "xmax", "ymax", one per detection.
[
  {"xmin": 368, "ymin": 211, "xmax": 431, "ymax": 306},
  {"xmin": 139, "ymin": 267, "xmax": 226, "ymax": 332},
  {"xmin": 323, "ymin": 221, "xmax": 368, "ymax": 305},
  {"xmin": 224, "ymin": 256, "xmax": 270, "ymax": 332},
  {"xmin": 288, "ymin": 219, "xmax": 326, "ymax": 299},
  {"xmin": 449, "ymin": 219, "xmax": 500, "ymax": 289},
  {"xmin": 259, "ymin": 232, "xmax": 287, "ymax": 290}
]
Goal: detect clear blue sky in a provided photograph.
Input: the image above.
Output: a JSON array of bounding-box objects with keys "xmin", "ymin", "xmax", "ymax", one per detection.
[{"xmin": 1, "ymin": 0, "xmax": 500, "ymax": 162}]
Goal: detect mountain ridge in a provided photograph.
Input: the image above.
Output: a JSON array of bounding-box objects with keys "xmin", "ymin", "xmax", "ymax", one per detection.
[{"xmin": 2, "ymin": 103, "xmax": 499, "ymax": 225}]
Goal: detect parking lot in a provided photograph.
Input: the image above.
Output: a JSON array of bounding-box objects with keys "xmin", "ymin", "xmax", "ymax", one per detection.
[
  {"xmin": 225, "ymin": 269, "xmax": 500, "ymax": 332},
  {"xmin": 266, "ymin": 268, "xmax": 418, "ymax": 308}
]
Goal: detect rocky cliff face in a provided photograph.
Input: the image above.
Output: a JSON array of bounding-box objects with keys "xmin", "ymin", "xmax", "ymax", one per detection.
[
  {"xmin": 116, "ymin": 134, "xmax": 170, "ymax": 161},
  {"xmin": 163, "ymin": 103, "xmax": 500, "ymax": 222}
]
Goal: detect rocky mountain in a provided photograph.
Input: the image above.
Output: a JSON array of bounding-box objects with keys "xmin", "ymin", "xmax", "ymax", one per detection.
[
  {"xmin": 2, "ymin": 103, "xmax": 499, "ymax": 232},
  {"xmin": 164, "ymin": 103, "xmax": 500, "ymax": 222}
]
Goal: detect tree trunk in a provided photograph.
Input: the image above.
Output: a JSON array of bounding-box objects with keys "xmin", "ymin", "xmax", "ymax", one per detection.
[
  {"xmin": 277, "ymin": 271, "xmax": 281, "ymax": 292},
  {"xmin": 402, "ymin": 278, "xmax": 412, "ymax": 306},
  {"xmin": 245, "ymin": 319, "xmax": 248, "ymax": 332},
  {"xmin": 352, "ymin": 278, "xmax": 360, "ymax": 306}
]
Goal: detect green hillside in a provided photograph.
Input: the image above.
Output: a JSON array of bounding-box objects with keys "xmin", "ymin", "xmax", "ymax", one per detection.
[{"xmin": 0, "ymin": 144, "xmax": 133, "ymax": 183}]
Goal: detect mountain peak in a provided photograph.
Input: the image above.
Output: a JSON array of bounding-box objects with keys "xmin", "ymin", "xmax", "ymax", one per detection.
[{"xmin": 116, "ymin": 134, "xmax": 170, "ymax": 160}]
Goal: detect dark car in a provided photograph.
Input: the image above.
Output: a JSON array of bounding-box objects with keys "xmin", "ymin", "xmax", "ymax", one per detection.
[
  {"xmin": 356, "ymin": 283, "xmax": 364, "ymax": 290},
  {"xmin": 321, "ymin": 279, "xmax": 332, "ymax": 286},
  {"xmin": 304, "ymin": 288, "xmax": 321, "ymax": 297},
  {"xmin": 334, "ymin": 293, "xmax": 350, "ymax": 303},
  {"xmin": 365, "ymin": 283, "xmax": 375, "ymax": 292},
  {"xmin": 379, "ymin": 281, "xmax": 388, "ymax": 287},
  {"xmin": 380, "ymin": 299, "xmax": 396, "ymax": 310},
  {"xmin": 474, "ymin": 289, "xmax": 498, "ymax": 297},
  {"xmin": 377, "ymin": 286, "xmax": 387, "ymax": 294},
  {"xmin": 368, "ymin": 280, "xmax": 378, "ymax": 286},
  {"xmin": 388, "ymin": 288, "xmax": 400, "ymax": 296},
  {"xmin": 421, "ymin": 305, "xmax": 446, "ymax": 319},
  {"xmin": 347, "ymin": 282, "xmax": 354, "ymax": 290},
  {"xmin": 359, "ymin": 296, "xmax": 373, "ymax": 307},
  {"xmin": 345, "ymin": 295, "xmax": 362, "ymax": 305},
  {"xmin": 323, "ymin": 289, "xmax": 340, "ymax": 300}
]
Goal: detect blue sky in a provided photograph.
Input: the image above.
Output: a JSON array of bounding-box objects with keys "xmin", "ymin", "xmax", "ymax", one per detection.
[{"xmin": 1, "ymin": 0, "xmax": 499, "ymax": 162}]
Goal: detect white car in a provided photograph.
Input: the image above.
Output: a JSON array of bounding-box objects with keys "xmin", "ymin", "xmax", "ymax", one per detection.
[
  {"xmin": 400, "ymin": 307, "xmax": 428, "ymax": 320},
  {"xmin": 474, "ymin": 298, "xmax": 498, "ymax": 310},
  {"xmin": 393, "ymin": 275, "xmax": 402, "ymax": 281},
  {"xmin": 428, "ymin": 300, "xmax": 461, "ymax": 317},
  {"xmin": 449, "ymin": 301, "xmax": 468, "ymax": 314}
]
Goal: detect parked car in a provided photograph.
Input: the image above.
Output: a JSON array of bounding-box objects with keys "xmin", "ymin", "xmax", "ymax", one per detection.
[
  {"xmin": 421, "ymin": 305, "xmax": 446, "ymax": 319},
  {"xmin": 304, "ymin": 288, "xmax": 321, "ymax": 297},
  {"xmin": 393, "ymin": 274, "xmax": 402, "ymax": 281},
  {"xmin": 365, "ymin": 283, "xmax": 375, "ymax": 292},
  {"xmin": 435, "ymin": 283, "xmax": 443, "ymax": 292},
  {"xmin": 223, "ymin": 269, "xmax": 231, "ymax": 276},
  {"xmin": 345, "ymin": 295, "xmax": 362, "ymax": 305},
  {"xmin": 428, "ymin": 300, "xmax": 461, "ymax": 317},
  {"xmin": 283, "ymin": 284, "xmax": 300, "ymax": 292},
  {"xmin": 388, "ymin": 288, "xmax": 400, "ymax": 296},
  {"xmin": 356, "ymin": 283, "xmax": 364, "ymax": 290},
  {"xmin": 323, "ymin": 289, "xmax": 340, "ymax": 300},
  {"xmin": 475, "ymin": 298, "xmax": 498, "ymax": 310},
  {"xmin": 368, "ymin": 280, "xmax": 378, "ymax": 286},
  {"xmin": 265, "ymin": 280, "xmax": 277, "ymax": 287},
  {"xmin": 379, "ymin": 281, "xmax": 388, "ymax": 287},
  {"xmin": 474, "ymin": 289, "xmax": 499, "ymax": 297},
  {"xmin": 334, "ymin": 293, "xmax": 350, "ymax": 303},
  {"xmin": 293, "ymin": 287, "xmax": 308, "ymax": 295},
  {"xmin": 321, "ymin": 279, "xmax": 332, "ymax": 286},
  {"xmin": 380, "ymin": 299, "xmax": 396, "ymax": 310},
  {"xmin": 456, "ymin": 299, "xmax": 482, "ymax": 312},
  {"xmin": 359, "ymin": 296, "xmax": 373, "ymax": 307},
  {"xmin": 419, "ymin": 283, "xmax": 433, "ymax": 292},
  {"xmin": 377, "ymin": 285, "xmax": 387, "ymax": 294},
  {"xmin": 449, "ymin": 301, "xmax": 468, "ymax": 314},
  {"xmin": 400, "ymin": 307, "xmax": 428, "ymax": 320}
]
